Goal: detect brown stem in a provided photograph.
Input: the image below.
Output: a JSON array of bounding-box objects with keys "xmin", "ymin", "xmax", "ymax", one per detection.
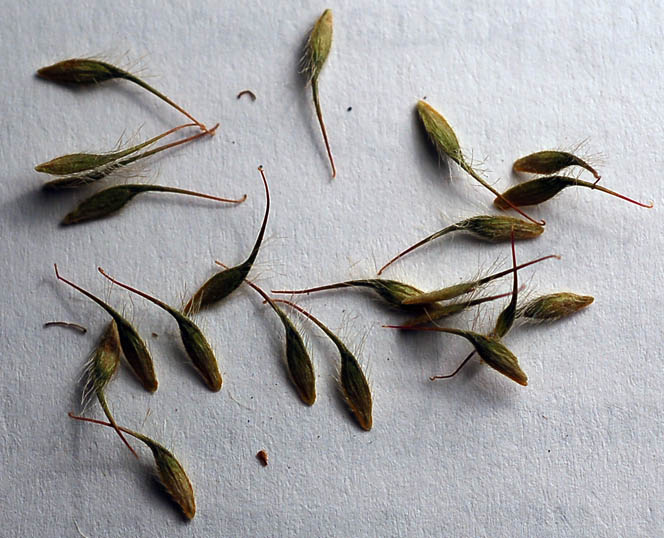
[{"xmin": 312, "ymin": 78, "xmax": 336, "ymax": 178}]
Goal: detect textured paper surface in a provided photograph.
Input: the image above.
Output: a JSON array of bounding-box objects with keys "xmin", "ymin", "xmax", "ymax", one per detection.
[{"xmin": 1, "ymin": 1, "xmax": 662, "ymax": 536}]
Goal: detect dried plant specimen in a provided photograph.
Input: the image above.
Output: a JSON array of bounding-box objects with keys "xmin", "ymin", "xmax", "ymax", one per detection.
[
  {"xmin": 274, "ymin": 300, "xmax": 372, "ymax": 431},
  {"xmin": 416, "ymin": 100, "xmax": 543, "ymax": 225},
  {"xmin": 38, "ymin": 58, "xmax": 209, "ymax": 132},
  {"xmin": 513, "ymin": 150, "xmax": 600, "ymax": 182},
  {"xmin": 256, "ymin": 450, "xmax": 269, "ymax": 466},
  {"xmin": 54, "ymin": 264, "xmax": 157, "ymax": 392},
  {"xmin": 68, "ymin": 413, "xmax": 196, "ymax": 520},
  {"xmin": 378, "ymin": 215, "xmax": 543, "ymax": 275},
  {"xmin": 517, "ymin": 292, "xmax": 594, "ymax": 322},
  {"xmin": 43, "ymin": 321, "xmax": 87, "ymax": 333},
  {"xmin": 35, "ymin": 123, "xmax": 195, "ymax": 176},
  {"xmin": 98, "ymin": 268, "xmax": 222, "ymax": 392},
  {"xmin": 82, "ymin": 321, "xmax": 137, "ymax": 457},
  {"xmin": 62, "ymin": 184, "xmax": 246, "ymax": 225},
  {"xmin": 494, "ymin": 175, "xmax": 653, "ymax": 209},
  {"xmin": 183, "ymin": 166, "xmax": 269, "ymax": 316},
  {"xmin": 216, "ymin": 262, "xmax": 315, "ymax": 405},
  {"xmin": 304, "ymin": 9, "xmax": 336, "ymax": 177},
  {"xmin": 42, "ymin": 124, "xmax": 218, "ymax": 190}
]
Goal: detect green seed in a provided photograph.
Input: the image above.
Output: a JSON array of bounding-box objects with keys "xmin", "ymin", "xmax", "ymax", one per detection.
[
  {"xmin": 384, "ymin": 325, "xmax": 527, "ymax": 386},
  {"xmin": 305, "ymin": 9, "xmax": 336, "ymax": 177},
  {"xmin": 218, "ymin": 264, "xmax": 316, "ymax": 405},
  {"xmin": 54, "ymin": 264, "xmax": 157, "ymax": 392},
  {"xmin": 68, "ymin": 413, "xmax": 196, "ymax": 520},
  {"xmin": 275, "ymin": 300, "xmax": 372, "ymax": 431},
  {"xmin": 82, "ymin": 321, "xmax": 138, "ymax": 457},
  {"xmin": 402, "ymin": 253, "xmax": 558, "ymax": 306},
  {"xmin": 35, "ymin": 123, "xmax": 195, "ymax": 176},
  {"xmin": 416, "ymin": 100, "xmax": 543, "ymax": 225},
  {"xmin": 513, "ymin": 150, "xmax": 601, "ymax": 181},
  {"xmin": 42, "ymin": 125, "xmax": 218, "ymax": 190},
  {"xmin": 378, "ymin": 215, "xmax": 543, "ymax": 275},
  {"xmin": 98, "ymin": 268, "xmax": 222, "ymax": 392},
  {"xmin": 61, "ymin": 184, "xmax": 246, "ymax": 225},
  {"xmin": 184, "ymin": 167, "xmax": 270, "ymax": 316},
  {"xmin": 38, "ymin": 58, "xmax": 209, "ymax": 131},
  {"xmin": 517, "ymin": 292, "xmax": 594, "ymax": 321},
  {"xmin": 494, "ymin": 175, "xmax": 653, "ymax": 209}
]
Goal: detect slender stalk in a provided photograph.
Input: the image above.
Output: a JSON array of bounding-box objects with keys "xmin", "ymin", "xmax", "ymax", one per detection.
[
  {"xmin": 576, "ymin": 177, "xmax": 653, "ymax": 208},
  {"xmin": 312, "ymin": 79, "xmax": 336, "ymax": 178}
]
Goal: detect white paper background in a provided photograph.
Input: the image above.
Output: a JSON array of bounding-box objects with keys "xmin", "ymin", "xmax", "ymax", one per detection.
[{"xmin": 1, "ymin": 1, "xmax": 662, "ymax": 536}]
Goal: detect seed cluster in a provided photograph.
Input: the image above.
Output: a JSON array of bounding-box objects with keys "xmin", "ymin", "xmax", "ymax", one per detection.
[{"xmin": 41, "ymin": 8, "xmax": 650, "ymax": 522}]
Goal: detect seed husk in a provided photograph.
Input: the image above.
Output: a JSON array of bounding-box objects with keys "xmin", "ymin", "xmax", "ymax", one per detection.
[
  {"xmin": 183, "ymin": 166, "xmax": 270, "ymax": 316},
  {"xmin": 274, "ymin": 300, "xmax": 372, "ymax": 431},
  {"xmin": 401, "ymin": 253, "xmax": 559, "ymax": 305},
  {"xmin": 494, "ymin": 175, "xmax": 653, "ymax": 209},
  {"xmin": 305, "ymin": 9, "xmax": 336, "ymax": 177},
  {"xmin": 384, "ymin": 325, "xmax": 527, "ymax": 386},
  {"xmin": 492, "ymin": 229, "xmax": 519, "ymax": 339},
  {"xmin": 256, "ymin": 450, "xmax": 269, "ymax": 466},
  {"xmin": 54, "ymin": 264, "xmax": 157, "ymax": 392},
  {"xmin": 38, "ymin": 58, "xmax": 209, "ymax": 132},
  {"xmin": 416, "ymin": 100, "xmax": 543, "ymax": 225},
  {"xmin": 43, "ymin": 124, "xmax": 218, "ymax": 190},
  {"xmin": 513, "ymin": 150, "xmax": 601, "ymax": 181},
  {"xmin": 216, "ymin": 262, "xmax": 315, "ymax": 405},
  {"xmin": 378, "ymin": 215, "xmax": 543, "ymax": 275},
  {"xmin": 35, "ymin": 123, "xmax": 195, "ymax": 176},
  {"xmin": 62, "ymin": 183, "xmax": 246, "ymax": 225},
  {"xmin": 83, "ymin": 321, "xmax": 137, "ymax": 457},
  {"xmin": 98, "ymin": 268, "xmax": 222, "ymax": 392},
  {"xmin": 68, "ymin": 413, "xmax": 196, "ymax": 520},
  {"xmin": 517, "ymin": 292, "xmax": 594, "ymax": 322}
]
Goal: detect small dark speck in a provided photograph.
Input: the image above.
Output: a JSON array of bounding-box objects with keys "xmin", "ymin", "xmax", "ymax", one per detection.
[
  {"xmin": 347, "ymin": 106, "xmax": 352, "ymax": 112},
  {"xmin": 232, "ymin": 141, "xmax": 236, "ymax": 144},
  {"xmin": 548, "ymin": 449, "xmax": 551, "ymax": 453},
  {"xmin": 151, "ymin": 332, "xmax": 158, "ymax": 338},
  {"xmin": 423, "ymin": 96, "xmax": 427, "ymax": 100}
]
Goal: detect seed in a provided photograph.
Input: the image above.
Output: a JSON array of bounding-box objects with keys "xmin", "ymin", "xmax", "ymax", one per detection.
[
  {"xmin": 61, "ymin": 183, "xmax": 246, "ymax": 225},
  {"xmin": 513, "ymin": 150, "xmax": 601, "ymax": 182},
  {"xmin": 274, "ymin": 300, "xmax": 373, "ymax": 431},
  {"xmin": 98, "ymin": 268, "xmax": 222, "ymax": 392},
  {"xmin": 304, "ymin": 9, "xmax": 336, "ymax": 177},
  {"xmin": 68, "ymin": 413, "xmax": 196, "ymax": 520},
  {"xmin": 54, "ymin": 264, "xmax": 157, "ymax": 392},
  {"xmin": 83, "ymin": 321, "xmax": 137, "ymax": 457},
  {"xmin": 215, "ymin": 262, "xmax": 316, "ymax": 405},
  {"xmin": 494, "ymin": 175, "xmax": 653, "ymax": 209},
  {"xmin": 492, "ymin": 229, "xmax": 519, "ymax": 338},
  {"xmin": 384, "ymin": 325, "xmax": 527, "ymax": 386},
  {"xmin": 378, "ymin": 215, "xmax": 543, "ymax": 274},
  {"xmin": 416, "ymin": 100, "xmax": 543, "ymax": 225},
  {"xmin": 42, "ymin": 124, "xmax": 218, "ymax": 190},
  {"xmin": 183, "ymin": 166, "xmax": 270, "ymax": 315},
  {"xmin": 517, "ymin": 292, "xmax": 594, "ymax": 321},
  {"xmin": 38, "ymin": 58, "xmax": 209, "ymax": 132},
  {"xmin": 35, "ymin": 123, "xmax": 195, "ymax": 176},
  {"xmin": 273, "ymin": 279, "xmax": 425, "ymax": 308}
]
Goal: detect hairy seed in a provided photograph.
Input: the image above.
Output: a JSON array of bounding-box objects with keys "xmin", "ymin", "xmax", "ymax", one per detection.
[
  {"xmin": 513, "ymin": 150, "xmax": 600, "ymax": 181},
  {"xmin": 83, "ymin": 321, "xmax": 137, "ymax": 457},
  {"xmin": 68, "ymin": 413, "xmax": 195, "ymax": 520},
  {"xmin": 305, "ymin": 9, "xmax": 336, "ymax": 177},
  {"xmin": 183, "ymin": 166, "xmax": 269, "ymax": 315},
  {"xmin": 275, "ymin": 300, "xmax": 372, "ymax": 431},
  {"xmin": 35, "ymin": 123, "xmax": 195, "ymax": 176},
  {"xmin": 517, "ymin": 292, "xmax": 594, "ymax": 321},
  {"xmin": 98, "ymin": 268, "xmax": 222, "ymax": 392},
  {"xmin": 492, "ymin": 229, "xmax": 519, "ymax": 338},
  {"xmin": 62, "ymin": 184, "xmax": 245, "ymax": 225},
  {"xmin": 416, "ymin": 100, "xmax": 543, "ymax": 225},
  {"xmin": 38, "ymin": 58, "xmax": 209, "ymax": 132},
  {"xmin": 42, "ymin": 125, "xmax": 218, "ymax": 190},
  {"xmin": 215, "ymin": 263, "xmax": 315, "ymax": 405},
  {"xmin": 494, "ymin": 175, "xmax": 653, "ymax": 209},
  {"xmin": 378, "ymin": 215, "xmax": 543, "ymax": 274},
  {"xmin": 54, "ymin": 264, "xmax": 157, "ymax": 392}
]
